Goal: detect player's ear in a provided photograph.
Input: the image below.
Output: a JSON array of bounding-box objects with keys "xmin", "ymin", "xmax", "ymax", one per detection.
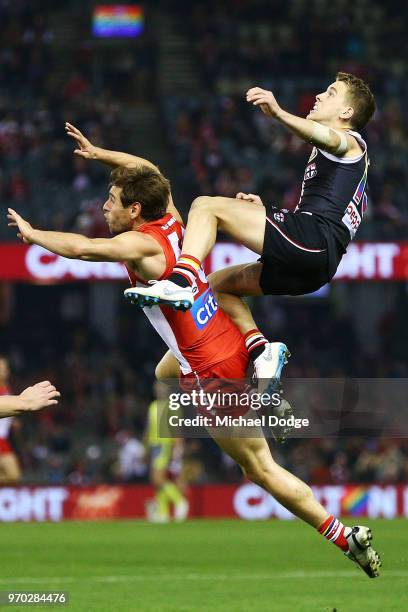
[
  {"xmin": 129, "ymin": 202, "xmax": 142, "ymax": 219},
  {"xmin": 340, "ymin": 105, "xmax": 354, "ymax": 122}
]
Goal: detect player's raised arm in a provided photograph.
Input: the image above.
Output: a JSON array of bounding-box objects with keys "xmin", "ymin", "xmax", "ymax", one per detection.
[
  {"xmin": 0, "ymin": 381, "xmax": 60, "ymax": 418},
  {"xmin": 7, "ymin": 208, "xmax": 160, "ymax": 263},
  {"xmin": 246, "ymin": 86, "xmax": 356, "ymax": 157},
  {"xmin": 64, "ymin": 122, "xmax": 183, "ymax": 224},
  {"xmin": 65, "ymin": 122, "xmax": 160, "ymax": 172}
]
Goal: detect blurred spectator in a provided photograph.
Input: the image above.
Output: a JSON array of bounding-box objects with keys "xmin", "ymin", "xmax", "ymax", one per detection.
[{"xmin": 114, "ymin": 430, "xmax": 147, "ymax": 483}]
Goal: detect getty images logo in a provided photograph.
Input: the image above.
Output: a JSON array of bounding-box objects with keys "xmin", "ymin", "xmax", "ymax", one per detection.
[{"xmin": 190, "ymin": 289, "xmax": 218, "ymax": 330}]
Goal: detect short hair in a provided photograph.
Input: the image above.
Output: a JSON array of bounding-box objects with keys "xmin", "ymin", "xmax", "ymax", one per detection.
[
  {"xmin": 336, "ymin": 72, "xmax": 376, "ymax": 131},
  {"xmin": 109, "ymin": 166, "xmax": 170, "ymax": 221}
]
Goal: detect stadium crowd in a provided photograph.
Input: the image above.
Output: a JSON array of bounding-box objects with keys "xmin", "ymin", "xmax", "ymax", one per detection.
[
  {"xmin": 0, "ymin": 0, "xmax": 154, "ymax": 237},
  {"xmin": 0, "ymin": 0, "xmax": 407, "ymax": 488},
  {"xmin": 0, "ymin": 0, "xmax": 407, "ymax": 238}
]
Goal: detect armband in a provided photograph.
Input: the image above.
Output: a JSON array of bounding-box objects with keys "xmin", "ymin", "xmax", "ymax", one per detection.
[
  {"xmin": 310, "ymin": 122, "xmax": 348, "ymax": 156},
  {"xmin": 332, "ymin": 129, "xmax": 348, "ymax": 156}
]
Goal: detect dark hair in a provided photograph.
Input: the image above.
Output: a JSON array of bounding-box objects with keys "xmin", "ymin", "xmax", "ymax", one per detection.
[
  {"xmin": 336, "ymin": 72, "xmax": 376, "ymax": 130},
  {"xmin": 109, "ymin": 166, "xmax": 170, "ymax": 221}
]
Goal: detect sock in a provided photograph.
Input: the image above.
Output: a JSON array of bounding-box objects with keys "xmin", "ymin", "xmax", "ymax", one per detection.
[
  {"xmin": 168, "ymin": 254, "xmax": 201, "ymax": 288},
  {"xmin": 244, "ymin": 329, "xmax": 268, "ymax": 362},
  {"xmin": 318, "ymin": 515, "xmax": 349, "ymax": 552},
  {"xmin": 162, "ymin": 481, "xmax": 185, "ymax": 506},
  {"xmin": 156, "ymin": 487, "xmax": 170, "ymax": 519}
]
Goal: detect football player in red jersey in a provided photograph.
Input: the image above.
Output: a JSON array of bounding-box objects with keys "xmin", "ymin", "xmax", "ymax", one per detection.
[{"xmin": 7, "ymin": 125, "xmax": 380, "ymax": 577}]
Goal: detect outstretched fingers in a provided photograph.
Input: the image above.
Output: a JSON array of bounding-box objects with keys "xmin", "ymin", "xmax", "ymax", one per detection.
[
  {"xmin": 7, "ymin": 208, "xmax": 20, "ymax": 227},
  {"xmin": 65, "ymin": 122, "xmax": 82, "ymax": 137}
]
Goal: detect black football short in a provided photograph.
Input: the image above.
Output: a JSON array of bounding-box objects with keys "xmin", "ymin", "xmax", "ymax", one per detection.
[{"xmin": 259, "ymin": 208, "xmax": 338, "ymax": 296}]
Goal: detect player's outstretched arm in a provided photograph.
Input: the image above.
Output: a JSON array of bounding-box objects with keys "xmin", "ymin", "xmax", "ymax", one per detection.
[
  {"xmin": 64, "ymin": 123, "xmax": 183, "ymax": 224},
  {"xmin": 0, "ymin": 381, "xmax": 60, "ymax": 418},
  {"xmin": 7, "ymin": 208, "xmax": 161, "ymax": 262},
  {"xmin": 246, "ymin": 87, "xmax": 354, "ymax": 156}
]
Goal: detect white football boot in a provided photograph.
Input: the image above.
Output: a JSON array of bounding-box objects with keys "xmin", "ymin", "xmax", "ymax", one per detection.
[
  {"xmin": 345, "ymin": 525, "xmax": 381, "ymax": 578},
  {"xmin": 124, "ymin": 280, "xmax": 194, "ymax": 310},
  {"xmin": 253, "ymin": 342, "xmax": 292, "ymax": 443},
  {"xmin": 253, "ymin": 342, "xmax": 291, "ymax": 395}
]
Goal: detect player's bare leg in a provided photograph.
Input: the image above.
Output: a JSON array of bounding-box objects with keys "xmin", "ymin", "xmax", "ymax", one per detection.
[
  {"xmin": 0, "ymin": 453, "xmax": 21, "ymax": 484},
  {"xmin": 125, "ymin": 196, "xmax": 266, "ymax": 310},
  {"xmin": 209, "ymin": 263, "xmax": 264, "ymax": 297},
  {"xmin": 210, "ymin": 433, "xmax": 381, "ymax": 577},
  {"xmin": 155, "ymin": 351, "xmax": 180, "ymax": 381},
  {"xmin": 211, "ymin": 434, "xmax": 327, "ymax": 525},
  {"xmin": 181, "ymin": 195, "xmax": 267, "ymax": 260}
]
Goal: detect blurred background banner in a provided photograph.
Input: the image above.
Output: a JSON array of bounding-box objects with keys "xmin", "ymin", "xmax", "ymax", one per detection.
[
  {"xmin": 0, "ymin": 0, "xmax": 407, "ymax": 517},
  {"xmin": 0, "ymin": 483, "xmax": 406, "ymax": 522},
  {"xmin": 0, "ymin": 241, "xmax": 408, "ymax": 282}
]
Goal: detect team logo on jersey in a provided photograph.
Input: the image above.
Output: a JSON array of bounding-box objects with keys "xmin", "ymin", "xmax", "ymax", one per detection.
[
  {"xmin": 304, "ymin": 163, "xmax": 317, "ymax": 181},
  {"xmin": 190, "ymin": 289, "xmax": 218, "ymax": 330},
  {"xmin": 273, "ymin": 212, "xmax": 285, "ymax": 223}
]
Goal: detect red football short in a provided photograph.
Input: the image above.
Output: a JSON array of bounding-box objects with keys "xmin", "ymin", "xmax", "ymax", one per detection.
[{"xmin": 180, "ymin": 347, "xmax": 250, "ymax": 419}]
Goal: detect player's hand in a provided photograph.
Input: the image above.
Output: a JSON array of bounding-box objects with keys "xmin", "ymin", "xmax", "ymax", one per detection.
[
  {"xmin": 236, "ymin": 192, "xmax": 264, "ymax": 206},
  {"xmin": 19, "ymin": 381, "xmax": 60, "ymax": 412},
  {"xmin": 7, "ymin": 208, "xmax": 34, "ymax": 244},
  {"xmin": 65, "ymin": 122, "xmax": 98, "ymax": 159},
  {"xmin": 246, "ymin": 87, "xmax": 282, "ymax": 118}
]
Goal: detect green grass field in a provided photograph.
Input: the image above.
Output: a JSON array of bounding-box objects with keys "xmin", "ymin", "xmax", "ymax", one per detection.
[{"xmin": 1, "ymin": 519, "xmax": 407, "ymax": 612}]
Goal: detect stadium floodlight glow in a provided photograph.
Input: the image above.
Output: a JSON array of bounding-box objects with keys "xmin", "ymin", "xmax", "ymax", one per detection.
[{"xmin": 92, "ymin": 5, "xmax": 144, "ymax": 38}]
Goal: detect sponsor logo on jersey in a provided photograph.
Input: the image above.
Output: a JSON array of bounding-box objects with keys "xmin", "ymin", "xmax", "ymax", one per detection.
[
  {"xmin": 304, "ymin": 163, "xmax": 317, "ymax": 180},
  {"xmin": 342, "ymin": 201, "xmax": 362, "ymax": 238},
  {"xmin": 190, "ymin": 289, "xmax": 218, "ymax": 330},
  {"xmin": 273, "ymin": 212, "xmax": 285, "ymax": 223}
]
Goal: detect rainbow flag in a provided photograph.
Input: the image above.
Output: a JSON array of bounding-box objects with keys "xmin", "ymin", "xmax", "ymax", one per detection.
[
  {"xmin": 341, "ymin": 486, "xmax": 369, "ymax": 516},
  {"xmin": 93, "ymin": 5, "xmax": 144, "ymax": 38}
]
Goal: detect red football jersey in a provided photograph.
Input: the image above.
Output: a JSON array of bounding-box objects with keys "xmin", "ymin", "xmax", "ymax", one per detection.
[
  {"xmin": 126, "ymin": 214, "xmax": 246, "ymax": 375},
  {"xmin": 0, "ymin": 385, "xmax": 12, "ymax": 439}
]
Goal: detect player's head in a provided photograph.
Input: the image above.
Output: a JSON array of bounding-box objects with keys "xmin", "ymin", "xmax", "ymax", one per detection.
[
  {"xmin": 0, "ymin": 355, "xmax": 10, "ymax": 386},
  {"xmin": 103, "ymin": 167, "xmax": 170, "ymax": 234},
  {"xmin": 307, "ymin": 72, "xmax": 375, "ymax": 131}
]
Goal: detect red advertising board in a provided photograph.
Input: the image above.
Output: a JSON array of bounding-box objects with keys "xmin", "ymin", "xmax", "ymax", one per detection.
[
  {"xmin": 0, "ymin": 484, "xmax": 407, "ymax": 522},
  {"xmin": 0, "ymin": 242, "xmax": 408, "ymax": 283}
]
